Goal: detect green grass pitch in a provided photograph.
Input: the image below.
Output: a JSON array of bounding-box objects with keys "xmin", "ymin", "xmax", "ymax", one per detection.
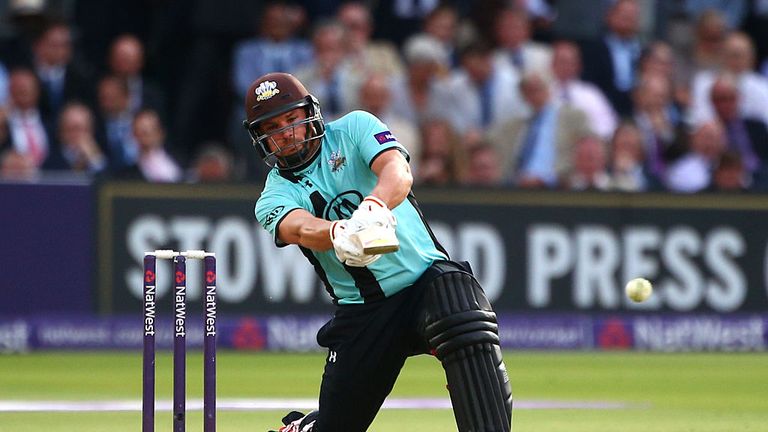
[{"xmin": 0, "ymin": 351, "xmax": 766, "ymax": 431}]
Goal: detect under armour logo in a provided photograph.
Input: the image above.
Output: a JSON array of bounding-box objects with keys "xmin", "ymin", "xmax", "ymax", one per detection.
[{"xmin": 328, "ymin": 350, "xmax": 337, "ymax": 363}]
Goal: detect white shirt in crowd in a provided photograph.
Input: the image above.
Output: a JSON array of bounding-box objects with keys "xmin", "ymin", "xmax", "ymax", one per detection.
[
  {"xmin": 552, "ymin": 80, "xmax": 618, "ymax": 139},
  {"xmin": 140, "ymin": 148, "xmax": 182, "ymax": 183},
  {"xmin": 7, "ymin": 109, "xmax": 49, "ymax": 166},
  {"xmin": 689, "ymin": 70, "xmax": 768, "ymax": 126}
]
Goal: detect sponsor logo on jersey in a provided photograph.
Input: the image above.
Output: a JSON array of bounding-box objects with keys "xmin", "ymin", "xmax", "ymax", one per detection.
[
  {"xmin": 328, "ymin": 150, "xmax": 347, "ymax": 172},
  {"xmin": 254, "ymin": 80, "xmax": 280, "ymax": 101},
  {"xmin": 323, "ymin": 190, "xmax": 363, "ymax": 220},
  {"xmin": 374, "ymin": 130, "xmax": 396, "ymax": 144},
  {"xmin": 265, "ymin": 205, "xmax": 285, "ymax": 226}
]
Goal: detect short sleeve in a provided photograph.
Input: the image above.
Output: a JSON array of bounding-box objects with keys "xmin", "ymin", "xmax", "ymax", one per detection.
[
  {"xmin": 342, "ymin": 110, "xmax": 409, "ymax": 167},
  {"xmin": 255, "ymin": 185, "xmax": 303, "ymax": 246}
]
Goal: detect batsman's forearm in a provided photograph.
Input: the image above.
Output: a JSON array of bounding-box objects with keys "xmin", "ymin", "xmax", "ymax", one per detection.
[
  {"xmin": 370, "ymin": 160, "xmax": 413, "ymax": 209},
  {"xmin": 297, "ymin": 218, "xmax": 334, "ymax": 251},
  {"xmin": 279, "ymin": 210, "xmax": 334, "ymax": 251}
]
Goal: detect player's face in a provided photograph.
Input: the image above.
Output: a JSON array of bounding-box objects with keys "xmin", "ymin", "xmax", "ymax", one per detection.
[{"xmin": 260, "ymin": 107, "xmax": 309, "ymax": 156}]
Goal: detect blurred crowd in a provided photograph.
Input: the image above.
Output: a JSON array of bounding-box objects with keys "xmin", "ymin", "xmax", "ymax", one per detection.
[{"xmin": 1, "ymin": 0, "xmax": 768, "ymax": 193}]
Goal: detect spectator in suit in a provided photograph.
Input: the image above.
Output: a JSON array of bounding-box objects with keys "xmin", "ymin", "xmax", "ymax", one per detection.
[
  {"xmin": 665, "ymin": 121, "xmax": 726, "ymax": 192},
  {"xmin": 336, "ymin": 1, "xmax": 404, "ymax": 79},
  {"xmin": 96, "ymin": 75, "xmax": 138, "ymax": 171},
  {"xmin": 55, "ymin": 102, "xmax": 107, "ymax": 174},
  {"xmin": 31, "ymin": 20, "xmax": 93, "ymax": 121},
  {"xmin": 486, "ymin": 72, "xmax": 591, "ymax": 188},
  {"xmin": 566, "ymin": 134, "xmax": 611, "ymax": 191},
  {"xmin": 107, "ymin": 34, "xmax": 165, "ymax": 115},
  {"xmin": 422, "ymin": 4, "xmax": 460, "ymax": 64},
  {"xmin": 188, "ymin": 142, "xmax": 234, "ymax": 183},
  {"xmin": 550, "ymin": 40, "xmax": 618, "ymax": 140},
  {"xmin": 121, "ymin": 109, "xmax": 181, "ymax": 182},
  {"xmin": 463, "ymin": 143, "xmax": 503, "ymax": 186},
  {"xmin": 330, "ymin": 1, "xmax": 405, "ymax": 111},
  {"xmin": 432, "ymin": 41, "xmax": 524, "ymax": 135},
  {"xmin": 294, "ymin": 20, "xmax": 352, "ymax": 120},
  {"xmin": 689, "ymin": 9, "xmax": 728, "ymax": 74},
  {"xmin": 4, "ymin": 68, "xmax": 52, "ymax": 168},
  {"xmin": 581, "ymin": 0, "xmax": 644, "ymax": 116},
  {"xmin": 389, "ymin": 34, "xmax": 450, "ymax": 126},
  {"xmin": 638, "ymin": 40, "xmax": 679, "ymax": 89},
  {"xmin": 631, "ymin": 72, "xmax": 683, "ymax": 184},
  {"xmin": 416, "ymin": 117, "xmax": 468, "ymax": 185},
  {"xmin": 639, "ymin": 40, "xmax": 690, "ymax": 111},
  {"xmin": 492, "ymin": 7, "xmax": 552, "ymax": 76},
  {"xmin": 232, "ymin": 1, "xmax": 313, "ymax": 98},
  {"xmin": 607, "ymin": 121, "xmax": 649, "ymax": 192},
  {"xmin": 402, "ymin": 3, "xmax": 460, "ymax": 69},
  {"xmin": 689, "ymin": 32, "xmax": 768, "ymax": 126},
  {"xmin": 709, "ymin": 74, "xmax": 768, "ymax": 183},
  {"xmin": 356, "ymin": 73, "xmax": 421, "ymax": 171}
]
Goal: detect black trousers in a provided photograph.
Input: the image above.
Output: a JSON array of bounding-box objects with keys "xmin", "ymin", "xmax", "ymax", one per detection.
[{"xmin": 313, "ymin": 262, "xmax": 455, "ymax": 431}]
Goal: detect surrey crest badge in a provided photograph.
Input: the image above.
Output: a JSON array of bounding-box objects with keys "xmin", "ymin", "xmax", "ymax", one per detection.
[
  {"xmin": 328, "ymin": 150, "xmax": 347, "ymax": 172},
  {"xmin": 254, "ymin": 81, "xmax": 280, "ymax": 101}
]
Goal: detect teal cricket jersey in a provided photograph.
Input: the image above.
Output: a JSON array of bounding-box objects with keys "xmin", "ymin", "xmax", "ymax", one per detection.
[{"xmin": 255, "ymin": 110, "xmax": 448, "ymax": 305}]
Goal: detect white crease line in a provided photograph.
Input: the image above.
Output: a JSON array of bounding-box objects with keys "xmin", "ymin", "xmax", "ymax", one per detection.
[{"xmin": 0, "ymin": 398, "xmax": 635, "ymax": 412}]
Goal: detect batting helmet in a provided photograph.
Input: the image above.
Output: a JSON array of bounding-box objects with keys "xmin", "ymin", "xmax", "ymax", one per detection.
[{"xmin": 243, "ymin": 72, "xmax": 325, "ymax": 171}]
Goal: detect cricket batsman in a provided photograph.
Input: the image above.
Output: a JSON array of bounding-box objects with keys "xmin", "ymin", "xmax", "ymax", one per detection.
[{"xmin": 245, "ymin": 72, "xmax": 512, "ymax": 431}]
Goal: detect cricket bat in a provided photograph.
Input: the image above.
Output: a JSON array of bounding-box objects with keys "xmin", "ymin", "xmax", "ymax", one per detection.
[{"xmin": 350, "ymin": 225, "xmax": 400, "ymax": 255}]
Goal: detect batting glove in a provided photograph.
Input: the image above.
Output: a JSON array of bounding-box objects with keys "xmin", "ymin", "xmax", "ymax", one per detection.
[
  {"xmin": 329, "ymin": 220, "xmax": 381, "ymax": 267},
  {"xmin": 350, "ymin": 195, "xmax": 397, "ymax": 230}
]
